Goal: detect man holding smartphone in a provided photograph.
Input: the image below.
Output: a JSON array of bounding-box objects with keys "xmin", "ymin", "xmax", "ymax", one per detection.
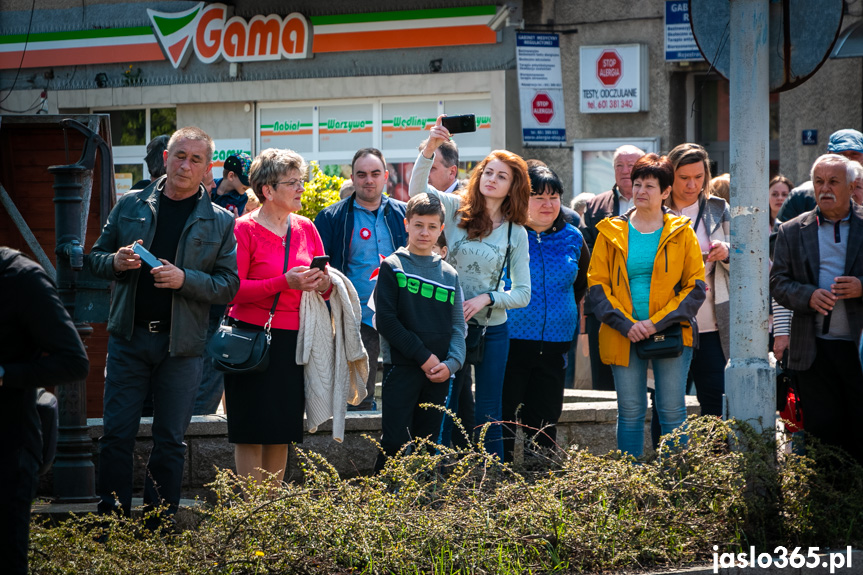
[{"xmin": 88, "ymin": 126, "xmax": 239, "ymax": 529}]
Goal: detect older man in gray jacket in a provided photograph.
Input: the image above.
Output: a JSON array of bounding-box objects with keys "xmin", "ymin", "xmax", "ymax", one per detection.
[
  {"xmin": 771, "ymin": 153, "xmax": 863, "ymax": 464},
  {"xmin": 89, "ymin": 126, "xmax": 239, "ymax": 526}
]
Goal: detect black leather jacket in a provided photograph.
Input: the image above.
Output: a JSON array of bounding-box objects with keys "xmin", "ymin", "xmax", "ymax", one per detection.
[{"xmin": 89, "ymin": 177, "xmax": 239, "ymax": 356}]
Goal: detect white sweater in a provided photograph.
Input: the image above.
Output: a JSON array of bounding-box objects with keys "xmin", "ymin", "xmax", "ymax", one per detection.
[{"xmin": 296, "ymin": 268, "xmax": 368, "ymax": 442}]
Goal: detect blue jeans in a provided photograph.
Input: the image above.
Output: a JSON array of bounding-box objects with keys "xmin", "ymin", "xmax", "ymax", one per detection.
[
  {"xmin": 98, "ymin": 327, "xmax": 201, "ymax": 516},
  {"xmin": 611, "ymin": 344, "xmax": 693, "ymax": 458},
  {"xmin": 438, "ymin": 366, "xmax": 474, "ymax": 448},
  {"xmin": 472, "ymin": 322, "xmax": 510, "ymax": 459}
]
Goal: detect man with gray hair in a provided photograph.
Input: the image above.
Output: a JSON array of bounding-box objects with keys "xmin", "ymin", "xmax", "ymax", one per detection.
[
  {"xmin": 89, "ymin": 126, "xmax": 240, "ymax": 527},
  {"xmin": 579, "ymin": 144, "xmax": 644, "ymax": 391},
  {"xmin": 774, "ymin": 129, "xmax": 863, "ymax": 226},
  {"xmin": 771, "ymin": 153, "xmax": 863, "ymax": 464},
  {"xmin": 420, "ymin": 137, "xmax": 461, "ymax": 193}
]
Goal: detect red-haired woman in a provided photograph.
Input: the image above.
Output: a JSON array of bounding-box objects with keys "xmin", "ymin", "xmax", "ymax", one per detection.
[{"xmin": 410, "ymin": 116, "xmax": 531, "ymax": 459}]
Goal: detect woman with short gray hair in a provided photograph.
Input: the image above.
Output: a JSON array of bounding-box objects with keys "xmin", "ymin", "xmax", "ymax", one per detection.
[{"xmin": 224, "ymin": 148, "xmax": 331, "ymax": 483}]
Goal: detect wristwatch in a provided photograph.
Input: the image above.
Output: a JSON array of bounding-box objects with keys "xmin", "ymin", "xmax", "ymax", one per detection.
[{"xmin": 488, "ymin": 292, "xmax": 495, "ymax": 306}]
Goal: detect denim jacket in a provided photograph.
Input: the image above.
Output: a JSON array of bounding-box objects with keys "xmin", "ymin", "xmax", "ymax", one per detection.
[{"xmin": 89, "ymin": 177, "xmax": 240, "ymax": 356}]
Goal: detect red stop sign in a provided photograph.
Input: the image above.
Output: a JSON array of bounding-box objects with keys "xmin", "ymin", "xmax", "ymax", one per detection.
[
  {"xmin": 596, "ymin": 50, "xmax": 622, "ymax": 87},
  {"xmin": 531, "ymin": 92, "xmax": 554, "ymax": 124}
]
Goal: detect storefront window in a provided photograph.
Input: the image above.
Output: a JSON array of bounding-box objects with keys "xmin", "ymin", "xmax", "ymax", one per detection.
[
  {"xmin": 381, "ymin": 101, "xmax": 437, "ymax": 152},
  {"xmin": 150, "ymin": 108, "xmax": 177, "ymax": 140},
  {"xmin": 260, "ymin": 106, "xmax": 314, "ymax": 155},
  {"xmin": 96, "ymin": 107, "xmax": 177, "ymax": 191},
  {"xmin": 318, "ymin": 103, "xmax": 374, "ymax": 154},
  {"xmin": 104, "ymin": 109, "xmax": 146, "ymax": 146},
  {"xmin": 258, "ymin": 96, "xmax": 493, "ymax": 201}
]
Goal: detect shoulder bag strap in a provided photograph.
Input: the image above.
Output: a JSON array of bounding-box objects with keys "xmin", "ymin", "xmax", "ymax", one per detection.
[
  {"xmin": 692, "ymin": 197, "xmax": 707, "ymax": 235},
  {"xmin": 264, "ymin": 215, "xmax": 293, "ymax": 333},
  {"xmin": 483, "ymin": 222, "xmax": 513, "ymax": 324}
]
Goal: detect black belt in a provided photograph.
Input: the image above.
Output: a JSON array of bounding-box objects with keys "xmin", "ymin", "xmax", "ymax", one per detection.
[{"xmin": 135, "ymin": 320, "xmax": 170, "ymax": 333}]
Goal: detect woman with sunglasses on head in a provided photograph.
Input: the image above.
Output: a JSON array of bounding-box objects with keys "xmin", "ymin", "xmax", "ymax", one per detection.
[
  {"xmin": 410, "ymin": 115, "xmax": 532, "ymax": 459},
  {"xmin": 224, "ymin": 148, "xmax": 331, "ymax": 484},
  {"xmin": 666, "ymin": 143, "xmax": 731, "ymax": 418}
]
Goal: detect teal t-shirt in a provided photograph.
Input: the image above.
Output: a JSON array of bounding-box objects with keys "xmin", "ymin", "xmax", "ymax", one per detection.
[{"xmin": 627, "ymin": 221, "xmax": 662, "ymax": 321}]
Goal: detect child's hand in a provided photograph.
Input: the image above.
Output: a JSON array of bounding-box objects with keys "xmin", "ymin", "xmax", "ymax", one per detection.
[
  {"xmin": 426, "ymin": 362, "xmax": 451, "ymax": 383},
  {"xmin": 421, "ymin": 354, "xmax": 441, "ymax": 375}
]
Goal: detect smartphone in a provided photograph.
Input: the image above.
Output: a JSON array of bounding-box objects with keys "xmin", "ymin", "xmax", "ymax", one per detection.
[
  {"xmin": 310, "ymin": 255, "xmax": 330, "ymax": 271},
  {"xmin": 132, "ymin": 242, "xmax": 163, "ymax": 269},
  {"xmin": 441, "ymin": 114, "xmax": 477, "ymax": 134}
]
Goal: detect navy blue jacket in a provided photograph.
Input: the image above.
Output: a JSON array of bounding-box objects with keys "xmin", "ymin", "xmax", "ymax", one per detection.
[
  {"xmin": 314, "ymin": 192, "xmax": 408, "ymax": 273},
  {"xmin": 507, "ymin": 212, "xmax": 590, "ymax": 343}
]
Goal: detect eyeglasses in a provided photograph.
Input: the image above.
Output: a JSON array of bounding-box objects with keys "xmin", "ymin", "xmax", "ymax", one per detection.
[{"xmin": 275, "ymin": 179, "xmax": 304, "ymax": 189}]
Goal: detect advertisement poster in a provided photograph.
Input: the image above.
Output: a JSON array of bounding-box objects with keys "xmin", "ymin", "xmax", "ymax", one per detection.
[
  {"xmin": 579, "ymin": 44, "xmax": 649, "ymax": 114},
  {"xmin": 516, "ymin": 33, "xmax": 567, "ymax": 145}
]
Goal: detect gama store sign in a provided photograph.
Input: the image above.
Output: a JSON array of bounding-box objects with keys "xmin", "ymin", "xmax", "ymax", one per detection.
[
  {"xmin": 0, "ymin": 4, "xmax": 497, "ymax": 70},
  {"xmin": 148, "ymin": 3, "xmax": 310, "ymax": 68},
  {"xmin": 579, "ymin": 44, "xmax": 649, "ymax": 114}
]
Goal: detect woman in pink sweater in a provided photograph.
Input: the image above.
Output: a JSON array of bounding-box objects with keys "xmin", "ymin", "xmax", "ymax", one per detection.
[{"xmin": 225, "ymin": 148, "xmax": 331, "ymax": 483}]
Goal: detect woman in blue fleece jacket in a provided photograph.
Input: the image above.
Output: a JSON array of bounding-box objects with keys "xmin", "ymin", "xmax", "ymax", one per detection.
[{"xmin": 501, "ymin": 164, "xmax": 590, "ymax": 462}]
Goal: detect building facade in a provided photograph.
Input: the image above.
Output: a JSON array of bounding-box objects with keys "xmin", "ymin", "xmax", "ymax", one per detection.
[{"xmin": 2, "ymin": 0, "xmax": 861, "ymax": 199}]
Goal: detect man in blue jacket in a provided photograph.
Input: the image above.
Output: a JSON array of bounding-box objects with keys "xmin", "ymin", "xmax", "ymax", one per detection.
[{"xmin": 315, "ymin": 148, "xmax": 407, "ymax": 410}]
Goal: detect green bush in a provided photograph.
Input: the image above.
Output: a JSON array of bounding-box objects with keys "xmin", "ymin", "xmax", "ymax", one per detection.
[
  {"xmin": 298, "ymin": 161, "xmax": 343, "ymax": 221},
  {"xmin": 28, "ymin": 417, "xmax": 863, "ymax": 574}
]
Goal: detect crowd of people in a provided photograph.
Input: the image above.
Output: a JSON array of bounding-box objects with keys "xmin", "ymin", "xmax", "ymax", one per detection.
[{"xmin": 5, "ymin": 120, "xmax": 863, "ymax": 573}]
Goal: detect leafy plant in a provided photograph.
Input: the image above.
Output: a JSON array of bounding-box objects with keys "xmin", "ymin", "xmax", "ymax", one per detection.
[
  {"xmin": 298, "ymin": 161, "xmax": 343, "ymax": 221},
  {"xmin": 28, "ymin": 416, "xmax": 863, "ymax": 575}
]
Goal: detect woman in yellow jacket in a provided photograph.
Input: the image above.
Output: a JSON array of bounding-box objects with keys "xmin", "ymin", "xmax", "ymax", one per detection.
[{"xmin": 588, "ymin": 154, "xmax": 706, "ymax": 458}]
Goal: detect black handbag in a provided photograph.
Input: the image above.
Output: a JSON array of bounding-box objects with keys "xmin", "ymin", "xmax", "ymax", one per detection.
[
  {"xmin": 634, "ymin": 323, "xmax": 684, "ymax": 360},
  {"xmin": 464, "ymin": 321, "xmax": 486, "ymax": 364},
  {"xmin": 207, "ymin": 216, "xmax": 292, "ymax": 374},
  {"xmin": 464, "ymin": 223, "xmax": 511, "ymax": 365}
]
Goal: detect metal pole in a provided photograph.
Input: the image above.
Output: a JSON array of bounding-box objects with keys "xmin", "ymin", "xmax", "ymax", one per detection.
[
  {"xmin": 49, "ymin": 163, "xmax": 97, "ymax": 503},
  {"xmin": 725, "ymin": 0, "xmax": 775, "ymax": 434}
]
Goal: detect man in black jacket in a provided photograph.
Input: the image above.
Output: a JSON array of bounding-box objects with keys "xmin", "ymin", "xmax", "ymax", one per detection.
[
  {"xmin": 579, "ymin": 145, "xmax": 644, "ymax": 391},
  {"xmin": 89, "ymin": 126, "xmax": 239, "ymax": 525},
  {"xmin": 0, "ymin": 247, "xmax": 90, "ymax": 575}
]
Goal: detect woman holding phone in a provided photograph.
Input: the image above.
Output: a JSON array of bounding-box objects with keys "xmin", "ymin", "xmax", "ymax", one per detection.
[
  {"xmin": 224, "ymin": 148, "xmax": 331, "ymax": 483},
  {"xmin": 410, "ymin": 116, "xmax": 531, "ymax": 459},
  {"xmin": 666, "ymin": 143, "xmax": 731, "ymax": 418}
]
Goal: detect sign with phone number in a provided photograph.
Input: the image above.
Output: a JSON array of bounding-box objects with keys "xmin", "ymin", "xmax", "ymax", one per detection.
[
  {"xmin": 579, "ymin": 44, "xmax": 649, "ymax": 114},
  {"xmin": 583, "ymin": 96, "xmax": 637, "ymax": 111}
]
